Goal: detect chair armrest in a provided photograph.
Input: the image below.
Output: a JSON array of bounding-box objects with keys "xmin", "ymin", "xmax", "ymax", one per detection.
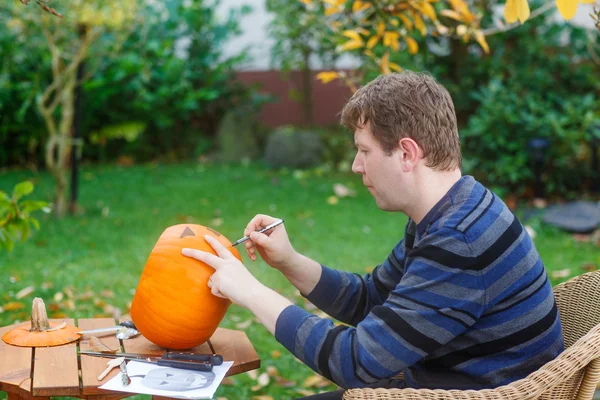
[{"xmin": 344, "ymin": 322, "xmax": 600, "ymax": 400}]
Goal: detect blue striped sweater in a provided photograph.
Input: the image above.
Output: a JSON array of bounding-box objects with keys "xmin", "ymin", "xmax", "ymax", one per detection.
[{"xmin": 274, "ymin": 176, "xmax": 563, "ymax": 389}]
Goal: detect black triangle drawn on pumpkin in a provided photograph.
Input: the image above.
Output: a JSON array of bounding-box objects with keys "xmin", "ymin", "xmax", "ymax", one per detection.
[{"xmin": 180, "ymin": 226, "xmax": 195, "ymax": 238}]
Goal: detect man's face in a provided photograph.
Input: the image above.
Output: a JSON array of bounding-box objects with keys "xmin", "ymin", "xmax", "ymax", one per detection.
[{"xmin": 351, "ymin": 125, "xmax": 405, "ymax": 212}]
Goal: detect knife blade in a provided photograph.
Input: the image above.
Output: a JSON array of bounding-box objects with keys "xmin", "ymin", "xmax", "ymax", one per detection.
[{"xmin": 80, "ymin": 351, "xmax": 214, "ymax": 371}]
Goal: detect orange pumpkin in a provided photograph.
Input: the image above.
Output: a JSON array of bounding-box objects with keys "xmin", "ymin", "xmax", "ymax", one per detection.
[
  {"xmin": 2, "ymin": 298, "xmax": 81, "ymax": 347},
  {"xmin": 130, "ymin": 224, "xmax": 240, "ymax": 349}
]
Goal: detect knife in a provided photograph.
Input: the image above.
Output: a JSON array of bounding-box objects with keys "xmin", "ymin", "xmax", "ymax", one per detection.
[{"xmin": 80, "ymin": 351, "xmax": 222, "ymax": 371}]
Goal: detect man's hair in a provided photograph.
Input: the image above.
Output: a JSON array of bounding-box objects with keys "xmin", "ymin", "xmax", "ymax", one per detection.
[{"xmin": 341, "ymin": 71, "xmax": 462, "ymax": 170}]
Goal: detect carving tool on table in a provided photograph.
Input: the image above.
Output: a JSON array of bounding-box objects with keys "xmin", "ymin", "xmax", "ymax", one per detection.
[{"xmin": 80, "ymin": 351, "xmax": 223, "ymax": 371}]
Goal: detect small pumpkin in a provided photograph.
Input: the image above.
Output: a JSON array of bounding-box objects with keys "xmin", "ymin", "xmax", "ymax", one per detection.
[
  {"xmin": 2, "ymin": 297, "xmax": 81, "ymax": 347},
  {"xmin": 130, "ymin": 224, "xmax": 240, "ymax": 349}
]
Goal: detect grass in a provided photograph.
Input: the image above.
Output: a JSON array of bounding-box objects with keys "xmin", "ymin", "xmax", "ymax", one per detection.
[{"xmin": 1, "ymin": 162, "xmax": 598, "ymax": 399}]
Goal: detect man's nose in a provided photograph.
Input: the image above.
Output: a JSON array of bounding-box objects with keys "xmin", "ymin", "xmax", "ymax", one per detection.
[{"xmin": 351, "ymin": 153, "xmax": 363, "ymax": 174}]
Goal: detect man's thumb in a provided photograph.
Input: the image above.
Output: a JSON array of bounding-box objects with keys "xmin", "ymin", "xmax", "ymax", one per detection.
[{"xmin": 250, "ymin": 231, "xmax": 270, "ymax": 247}]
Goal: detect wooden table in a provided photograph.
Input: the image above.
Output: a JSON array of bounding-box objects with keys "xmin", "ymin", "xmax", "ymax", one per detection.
[{"xmin": 0, "ymin": 318, "xmax": 260, "ymax": 400}]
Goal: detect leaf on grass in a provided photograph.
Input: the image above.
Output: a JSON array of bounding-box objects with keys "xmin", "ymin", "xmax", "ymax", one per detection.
[
  {"xmin": 551, "ymin": 268, "xmax": 571, "ymax": 279},
  {"xmin": 100, "ymin": 290, "xmax": 115, "ymax": 298},
  {"xmin": 304, "ymin": 374, "xmax": 331, "ymax": 388},
  {"xmin": 89, "ymin": 336, "xmax": 119, "ymax": 353},
  {"xmin": 257, "ymin": 372, "xmax": 270, "ymax": 387},
  {"xmin": 54, "ymin": 292, "xmax": 64, "ymax": 302},
  {"xmin": 246, "ymin": 370, "xmax": 259, "ymax": 380},
  {"xmin": 64, "ymin": 287, "xmax": 75, "ymax": 298},
  {"xmin": 271, "ymin": 350, "xmax": 282, "ymax": 359},
  {"xmin": 3, "ymin": 301, "xmax": 25, "ymax": 311},
  {"xmin": 251, "ymin": 396, "xmax": 274, "ymax": 400},
  {"xmin": 581, "ymin": 263, "xmax": 597, "ymax": 272},
  {"xmin": 235, "ymin": 319, "xmax": 253, "ymax": 329},
  {"xmin": 15, "ymin": 286, "xmax": 35, "ymax": 299},
  {"xmin": 333, "ymin": 183, "xmax": 356, "ymax": 198},
  {"xmin": 296, "ymin": 389, "xmax": 315, "ymax": 396},
  {"xmin": 221, "ymin": 377, "xmax": 235, "ymax": 386},
  {"xmin": 327, "ymin": 196, "xmax": 339, "ymax": 205},
  {"xmin": 524, "ymin": 225, "xmax": 536, "ymax": 240},
  {"xmin": 572, "ymin": 233, "xmax": 592, "ymax": 243},
  {"xmin": 266, "ymin": 366, "xmax": 279, "ymax": 377},
  {"xmin": 275, "ymin": 376, "xmax": 297, "ymax": 388}
]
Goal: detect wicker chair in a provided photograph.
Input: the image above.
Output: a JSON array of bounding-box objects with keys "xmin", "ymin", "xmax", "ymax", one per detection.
[{"xmin": 343, "ymin": 270, "xmax": 600, "ymax": 400}]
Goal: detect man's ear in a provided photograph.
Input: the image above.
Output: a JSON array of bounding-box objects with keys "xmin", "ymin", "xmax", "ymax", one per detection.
[{"xmin": 398, "ymin": 138, "xmax": 422, "ymax": 172}]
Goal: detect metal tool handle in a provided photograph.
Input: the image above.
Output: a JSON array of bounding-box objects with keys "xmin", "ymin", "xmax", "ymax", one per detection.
[
  {"xmin": 156, "ymin": 359, "xmax": 213, "ymax": 371},
  {"xmin": 164, "ymin": 353, "xmax": 223, "ymax": 365},
  {"xmin": 231, "ymin": 218, "xmax": 284, "ymax": 247}
]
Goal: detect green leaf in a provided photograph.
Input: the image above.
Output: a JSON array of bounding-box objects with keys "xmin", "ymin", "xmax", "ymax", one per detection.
[
  {"xmin": 3, "ymin": 233, "xmax": 14, "ymax": 252},
  {"xmin": 30, "ymin": 217, "xmax": 40, "ymax": 231},
  {"xmin": 13, "ymin": 181, "xmax": 34, "ymax": 201},
  {"xmin": 20, "ymin": 200, "xmax": 50, "ymax": 214}
]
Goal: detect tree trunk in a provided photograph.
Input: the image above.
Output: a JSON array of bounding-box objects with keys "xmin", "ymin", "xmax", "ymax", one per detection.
[
  {"xmin": 301, "ymin": 47, "xmax": 314, "ymax": 128},
  {"xmin": 44, "ymin": 77, "xmax": 76, "ymax": 218}
]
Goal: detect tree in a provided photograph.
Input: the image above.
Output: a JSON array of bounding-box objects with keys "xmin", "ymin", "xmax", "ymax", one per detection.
[
  {"xmin": 0, "ymin": 182, "xmax": 50, "ymax": 252},
  {"xmin": 306, "ymin": 0, "xmax": 599, "ymax": 87},
  {"xmin": 266, "ymin": 0, "xmax": 339, "ymax": 126},
  {"xmin": 8, "ymin": 0, "xmax": 138, "ymax": 217}
]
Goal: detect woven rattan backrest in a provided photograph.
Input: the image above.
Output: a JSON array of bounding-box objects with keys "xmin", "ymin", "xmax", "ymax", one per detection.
[{"xmin": 553, "ymin": 271, "xmax": 600, "ymax": 348}]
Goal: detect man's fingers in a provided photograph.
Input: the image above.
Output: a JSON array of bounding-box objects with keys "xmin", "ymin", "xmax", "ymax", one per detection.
[
  {"xmin": 203, "ymin": 235, "xmax": 236, "ymax": 260},
  {"xmin": 182, "ymin": 248, "xmax": 223, "ymax": 269},
  {"xmin": 246, "ymin": 214, "xmax": 278, "ymax": 237},
  {"xmin": 211, "ymin": 286, "xmax": 227, "ymax": 299},
  {"xmin": 249, "ymin": 231, "xmax": 271, "ymax": 248}
]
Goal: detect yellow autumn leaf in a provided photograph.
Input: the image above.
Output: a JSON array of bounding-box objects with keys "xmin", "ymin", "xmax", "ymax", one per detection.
[
  {"xmin": 342, "ymin": 30, "xmax": 362, "ymax": 41},
  {"xmin": 389, "ymin": 62, "xmax": 403, "ymax": 71},
  {"xmin": 556, "ymin": 0, "xmax": 580, "ymax": 20},
  {"xmin": 504, "ymin": 0, "xmax": 530, "ymax": 24},
  {"xmin": 356, "ymin": 27, "xmax": 370, "ymax": 36},
  {"xmin": 413, "ymin": 12, "xmax": 427, "ymax": 35},
  {"xmin": 364, "ymin": 49, "xmax": 376, "ymax": 57},
  {"xmin": 420, "ymin": 2, "xmax": 438, "ymax": 20},
  {"xmin": 440, "ymin": 9, "xmax": 464, "ymax": 21},
  {"xmin": 377, "ymin": 21, "xmax": 386, "ymax": 36},
  {"xmin": 405, "ymin": 36, "xmax": 419, "ymax": 54},
  {"xmin": 340, "ymin": 39, "xmax": 364, "ymax": 50},
  {"xmin": 384, "ymin": 32, "xmax": 400, "ymax": 51},
  {"xmin": 316, "ymin": 71, "xmax": 340, "ymax": 83},
  {"xmin": 325, "ymin": 6, "xmax": 341, "ymax": 16},
  {"xmin": 352, "ymin": 0, "xmax": 372, "ymax": 12},
  {"xmin": 397, "ymin": 13, "xmax": 414, "ymax": 31},
  {"xmin": 380, "ymin": 52, "xmax": 391, "ymax": 74},
  {"xmin": 474, "ymin": 30, "xmax": 489, "ymax": 54},
  {"xmin": 299, "ymin": 0, "xmax": 312, "ymax": 5},
  {"xmin": 366, "ymin": 35, "xmax": 380, "ymax": 49}
]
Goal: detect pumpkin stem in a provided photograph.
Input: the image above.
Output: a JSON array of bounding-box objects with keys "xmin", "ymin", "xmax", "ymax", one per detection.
[{"xmin": 30, "ymin": 297, "xmax": 52, "ymax": 332}]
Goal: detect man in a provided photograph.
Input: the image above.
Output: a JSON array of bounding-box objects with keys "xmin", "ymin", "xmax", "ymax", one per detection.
[{"xmin": 182, "ymin": 71, "xmax": 563, "ymax": 398}]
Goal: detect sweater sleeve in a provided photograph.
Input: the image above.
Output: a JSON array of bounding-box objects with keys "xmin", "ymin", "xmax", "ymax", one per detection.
[
  {"xmin": 303, "ymin": 239, "xmax": 407, "ymax": 326},
  {"xmin": 275, "ymin": 228, "xmax": 487, "ymax": 389}
]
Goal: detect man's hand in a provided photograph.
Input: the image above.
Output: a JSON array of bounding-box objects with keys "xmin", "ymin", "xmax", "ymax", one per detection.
[
  {"xmin": 244, "ymin": 214, "xmax": 298, "ymax": 272},
  {"xmin": 182, "ymin": 234, "xmax": 294, "ymax": 335},
  {"xmin": 182, "ymin": 235, "xmax": 264, "ymax": 308}
]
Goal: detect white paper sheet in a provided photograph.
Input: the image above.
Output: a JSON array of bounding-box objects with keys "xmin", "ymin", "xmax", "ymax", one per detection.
[{"xmin": 99, "ymin": 360, "xmax": 234, "ymax": 399}]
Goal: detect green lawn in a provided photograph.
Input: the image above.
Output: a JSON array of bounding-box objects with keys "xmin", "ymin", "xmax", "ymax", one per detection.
[{"xmin": 1, "ymin": 162, "xmax": 598, "ymax": 399}]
